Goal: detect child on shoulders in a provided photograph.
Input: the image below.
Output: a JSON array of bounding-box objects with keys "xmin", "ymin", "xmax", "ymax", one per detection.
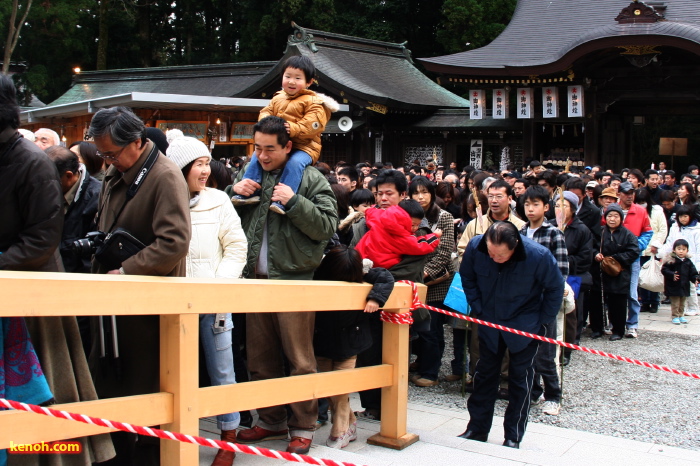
[{"xmin": 232, "ymin": 55, "xmax": 339, "ymax": 215}]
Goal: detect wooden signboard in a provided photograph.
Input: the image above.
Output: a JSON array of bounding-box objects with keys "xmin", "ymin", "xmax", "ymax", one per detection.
[{"xmin": 659, "ymin": 138, "xmax": 688, "ymax": 156}]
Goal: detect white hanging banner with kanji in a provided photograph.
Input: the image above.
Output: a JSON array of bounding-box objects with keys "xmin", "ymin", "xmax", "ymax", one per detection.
[
  {"xmin": 470, "ymin": 90, "xmax": 485, "ymax": 120},
  {"xmin": 517, "ymin": 88, "xmax": 533, "ymax": 119},
  {"xmin": 542, "ymin": 87, "xmax": 559, "ymax": 118},
  {"xmin": 567, "ymin": 85, "xmax": 584, "ymax": 117},
  {"xmin": 492, "ymin": 89, "xmax": 509, "ymax": 119},
  {"xmin": 470, "ymin": 139, "xmax": 483, "ymax": 168}
]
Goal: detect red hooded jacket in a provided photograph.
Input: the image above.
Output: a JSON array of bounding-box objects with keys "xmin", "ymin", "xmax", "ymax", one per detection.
[{"xmin": 355, "ymin": 205, "xmax": 440, "ymax": 269}]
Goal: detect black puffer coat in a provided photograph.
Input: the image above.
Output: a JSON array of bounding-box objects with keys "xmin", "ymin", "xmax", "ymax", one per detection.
[
  {"xmin": 600, "ymin": 225, "xmax": 639, "ymax": 294},
  {"xmin": 314, "ymin": 267, "xmax": 394, "ymax": 360},
  {"xmin": 661, "ymin": 253, "xmax": 699, "ymax": 297}
]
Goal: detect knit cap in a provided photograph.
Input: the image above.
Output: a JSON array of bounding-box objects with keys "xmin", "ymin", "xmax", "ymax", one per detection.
[
  {"xmin": 604, "ymin": 203, "xmax": 623, "ymax": 219},
  {"xmin": 554, "ymin": 191, "xmax": 579, "ymax": 211},
  {"xmin": 165, "ymin": 129, "xmax": 211, "ymax": 169}
]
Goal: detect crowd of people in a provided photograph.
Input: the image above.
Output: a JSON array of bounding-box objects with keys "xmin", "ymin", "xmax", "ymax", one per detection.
[{"xmin": 2, "ymin": 53, "xmax": 697, "ymax": 464}]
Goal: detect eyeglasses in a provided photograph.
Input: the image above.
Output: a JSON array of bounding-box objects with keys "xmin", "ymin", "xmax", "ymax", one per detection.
[
  {"xmin": 487, "ymin": 194, "xmax": 507, "ymax": 201},
  {"xmin": 96, "ymin": 146, "xmax": 127, "ymax": 162}
]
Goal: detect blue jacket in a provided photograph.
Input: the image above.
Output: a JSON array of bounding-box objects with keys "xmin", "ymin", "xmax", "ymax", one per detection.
[{"xmin": 460, "ymin": 234, "xmax": 564, "ymax": 353}]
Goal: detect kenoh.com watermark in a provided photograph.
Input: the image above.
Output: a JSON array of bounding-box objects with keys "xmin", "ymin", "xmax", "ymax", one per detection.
[{"xmin": 9, "ymin": 440, "xmax": 82, "ymax": 454}]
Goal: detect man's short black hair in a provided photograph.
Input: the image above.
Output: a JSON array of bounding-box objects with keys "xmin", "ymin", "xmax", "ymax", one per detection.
[
  {"xmin": 487, "ymin": 179, "xmax": 513, "ymax": 197},
  {"xmin": 564, "ymin": 177, "xmax": 586, "ymax": 193},
  {"xmin": 283, "ymin": 55, "xmax": 315, "ymax": 83},
  {"xmin": 254, "ymin": 116, "xmax": 290, "ymax": 147},
  {"xmin": 645, "ymin": 169, "xmax": 659, "ymax": 178},
  {"xmin": 536, "ymin": 169, "xmax": 557, "ymax": 188},
  {"xmin": 350, "ymin": 188, "xmax": 375, "ymax": 208},
  {"xmin": 689, "ymin": 165, "xmax": 698, "ymax": 172},
  {"xmin": 46, "ymin": 145, "xmax": 80, "ymax": 176},
  {"xmin": 484, "ymin": 221, "xmax": 520, "ymax": 250},
  {"xmin": 375, "ymin": 169, "xmax": 407, "ymax": 194},
  {"xmin": 665, "ymin": 170, "xmax": 676, "ymax": 179},
  {"xmin": 337, "ymin": 166, "xmax": 359, "ymax": 183},
  {"xmin": 398, "ymin": 199, "xmax": 424, "ymax": 220},
  {"xmin": 0, "ymin": 74, "xmax": 20, "ymax": 130},
  {"xmin": 520, "ymin": 185, "xmax": 550, "ymax": 205},
  {"xmin": 514, "ymin": 178, "xmax": 529, "ymax": 188}
]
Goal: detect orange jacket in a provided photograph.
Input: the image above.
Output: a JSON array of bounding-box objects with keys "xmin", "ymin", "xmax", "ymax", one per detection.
[{"xmin": 259, "ymin": 89, "xmax": 339, "ymax": 163}]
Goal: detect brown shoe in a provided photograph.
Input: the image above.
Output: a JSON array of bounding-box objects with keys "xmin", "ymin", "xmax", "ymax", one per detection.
[
  {"xmin": 237, "ymin": 425, "xmax": 289, "ymax": 443},
  {"xmin": 412, "ymin": 377, "xmax": 439, "ymax": 387},
  {"xmin": 212, "ymin": 429, "xmax": 236, "ymax": 466},
  {"xmin": 408, "ymin": 361, "xmax": 419, "ymax": 372},
  {"xmin": 445, "ymin": 374, "xmax": 462, "ymax": 382},
  {"xmin": 286, "ymin": 436, "xmax": 312, "ymax": 454}
]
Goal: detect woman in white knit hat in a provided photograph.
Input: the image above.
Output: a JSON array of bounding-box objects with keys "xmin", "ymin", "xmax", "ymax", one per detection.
[{"xmin": 166, "ymin": 129, "xmax": 248, "ymax": 466}]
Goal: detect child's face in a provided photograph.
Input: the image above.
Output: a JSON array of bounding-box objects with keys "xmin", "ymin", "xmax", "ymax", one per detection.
[
  {"xmin": 355, "ymin": 202, "xmax": 371, "ymax": 214},
  {"xmin": 282, "ymin": 67, "xmax": 312, "ymax": 96},
  {"xmin": 410, "ymin": 217, "xmax": 422, "ymax": 233},
  {"xmin": 675, "ymin": 245, "xmax": 689, "ymax": 258},
  {"xmin": 679, "ymin": 214, "xmax": 691, "ymax": 226},
  {"xmin": 524, "ymin": 198, "xmax": 548, "ymax": 222}
]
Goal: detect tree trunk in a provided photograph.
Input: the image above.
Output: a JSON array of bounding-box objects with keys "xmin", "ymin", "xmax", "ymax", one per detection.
[
  {"xmin": 96, "ymin": 0, "xmax": 109, "ymax": 70},
  {"xmin": 138, "ymin": 2, "xmax": 151, "ymax": 67},
  {"xmin": 3, "ymin": 0, "xmax": 33, "ymax": 74}
]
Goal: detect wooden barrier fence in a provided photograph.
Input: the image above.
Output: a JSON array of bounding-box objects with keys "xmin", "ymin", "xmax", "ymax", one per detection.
[{"xmin": 0, "ymin": 271, "xmax": 424, "ymax": 464}]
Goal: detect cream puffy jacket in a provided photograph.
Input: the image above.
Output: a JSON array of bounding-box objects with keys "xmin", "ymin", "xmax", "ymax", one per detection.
[{"xmin": 187, "ymin": 188, "xmax": 247, "ymax": 279}]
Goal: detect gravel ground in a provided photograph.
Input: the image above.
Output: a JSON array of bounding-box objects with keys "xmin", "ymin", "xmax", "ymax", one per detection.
[{"xmin": 408, "ymin": 327, "xmax": 700, "ymax": 450}]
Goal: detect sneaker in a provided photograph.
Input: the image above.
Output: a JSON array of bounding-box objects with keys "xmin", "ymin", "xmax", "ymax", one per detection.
[
  {"xmin": 603, "ymin": 324, "xmax": 613, "ymax": 335},
  {"xmin": 231, "ymin": 194, "xmax": 260, "ymax": 206},
  {"xmin": 314, "ymin": 420, "xmax": 327, "ymax": 430},
  {"xmin": 531, "ymin": 394, "xmax": 545, "ymax": 406},
  {"xmin": 685, "ymin": 310, "xmax": 699, "ymax": 316},
  {"xmin": 672, "ymin": 317, "xmax": 681, "ymax": 325},
  {"xmin": 269, "ymin": 201, "xmax": 286, "ymax": 215},
  {"xmin": 625, "ymin": 328, "xmax": 638, "ymax": 338},
  {"xmin": 679, "ymin": 317, "xmax": 689, "ymax": 324},
  {"xmin": 541, "ymin": 400, "xmax": 561, "ymax": 416},
  {"xmin": 286, "ymin": 436, "xmax": 312, "ymax": 454},
  {"xmin": 347, "ymin": 422, "xmax": 357, "ymax": 442},
  {"xmin": 412, "ymin": 377, "xmax": 439, "ymax": 387},
  {"xmin": 326, "ymin": 433, "xmax": 350, "ymax": 449},
  {"xmin": 237, "ymin": 425, "xmax": 289, "ymax": 443}
]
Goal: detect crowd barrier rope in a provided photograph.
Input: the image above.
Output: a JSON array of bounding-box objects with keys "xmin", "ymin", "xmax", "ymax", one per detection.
[{"xmin": 380, "ymin": 281, "xmax": 700, "ymax": 380}]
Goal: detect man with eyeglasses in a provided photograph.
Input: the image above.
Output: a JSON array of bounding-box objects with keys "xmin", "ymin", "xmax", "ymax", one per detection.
[
  {"xmin": 88, "ymin": 106, "xmax": 191, "ymax": 465},
  {"xmin": 336, "ymin": 166, "xmax": 358, "ymax": 192}
]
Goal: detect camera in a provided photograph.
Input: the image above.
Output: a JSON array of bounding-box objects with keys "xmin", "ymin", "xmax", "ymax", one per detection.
[{"xmin": 72, "ymin": 231, "xmax": 107, "ymax": 258}]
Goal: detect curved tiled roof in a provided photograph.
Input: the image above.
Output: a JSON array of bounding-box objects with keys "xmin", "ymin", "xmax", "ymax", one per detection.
[
  {"xmin": 420, "ymin": 0, "xmax": 700, "ymax": 75},
  {"xmin": 236, "ymin": 25, "xmax": 469, "ymax": 110},
  {"xmin": 49, "ymin": 62, "xmax": 276, "ymax": 106}
]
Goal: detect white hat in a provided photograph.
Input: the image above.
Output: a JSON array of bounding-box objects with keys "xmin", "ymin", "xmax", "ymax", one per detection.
[{"xmin": 165, "ymin": 129, "xmax": 211, "ymax": 169}]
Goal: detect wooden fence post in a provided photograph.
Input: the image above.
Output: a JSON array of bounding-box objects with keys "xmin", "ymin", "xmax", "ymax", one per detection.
[
  {"xmin": 367, "ymin": 307, "xmax": 419, "ymax": 450},
  {"xmin": 160, "ymin": 313, "xmax": 200, "ymax": 465}
]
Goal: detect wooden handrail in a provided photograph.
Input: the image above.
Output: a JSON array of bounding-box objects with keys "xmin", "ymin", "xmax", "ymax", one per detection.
[{"xmin": 0, "ymin": 271, "xmax": 422, "ymax": 464}]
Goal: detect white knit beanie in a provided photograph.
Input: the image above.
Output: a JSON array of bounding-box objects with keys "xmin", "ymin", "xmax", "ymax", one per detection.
[{"xmin": 165, "ymin": 129, "xmax": 211, "ymax": 169}]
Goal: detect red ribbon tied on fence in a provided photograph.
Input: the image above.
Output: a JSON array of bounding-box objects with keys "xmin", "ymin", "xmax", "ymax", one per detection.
[{"xmin": 380, "ymin": 280, "xmax": 700, "ymax": 380}]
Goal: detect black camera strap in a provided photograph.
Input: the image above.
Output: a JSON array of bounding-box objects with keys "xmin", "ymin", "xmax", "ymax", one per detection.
[{"xmin": 102, "ymin": 143, "xmax": 160, "ymax": 233}]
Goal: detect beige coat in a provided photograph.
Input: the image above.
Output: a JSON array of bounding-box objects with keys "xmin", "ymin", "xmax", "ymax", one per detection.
[{"xmin": 457, "ymin": 210, "xmax": 526, "ymax": 257}]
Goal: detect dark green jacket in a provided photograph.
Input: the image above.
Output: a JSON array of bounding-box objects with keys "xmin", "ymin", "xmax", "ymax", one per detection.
[{"xmin": 229, "ymin": 165, "xmax": 337, "ymax": 280}]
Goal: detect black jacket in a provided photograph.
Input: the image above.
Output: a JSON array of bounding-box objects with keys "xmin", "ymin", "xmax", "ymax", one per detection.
[
  {"xmin": 661, "ymin": 254, "xmax": 699, "ymax": 297},
  {"xmin": 600, "ymin": 226, "xmax": 639, "ymax": 294},
  {"xmin": 314, "ymin": 267, "xmax": 394, "ymax": 360},
  {"xmin": 577, "ymin": 197, "xmax": 602, "ymax": 248},
  {"xmin": 0, "ymin": 129, "xmax": 64, "ymax": 272},
  {"xmin": 60, "ymin": 172, "xmax": 102, "ymax": 273},
  {"xmin": 553, "ymin": 216, "xmax": 593, "ymax": 276}
]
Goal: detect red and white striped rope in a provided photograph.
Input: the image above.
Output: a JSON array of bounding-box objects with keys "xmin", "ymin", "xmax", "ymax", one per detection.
[
  {"xmin": 381, "ymin": 280, "xmax": 700, "ymax": 380},
  {"xmin": 0, "ymin": 397, "xmax": 363, "ymax": 466}
]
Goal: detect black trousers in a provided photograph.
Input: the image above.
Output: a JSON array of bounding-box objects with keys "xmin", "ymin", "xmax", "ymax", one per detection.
[
  {"xmin": 356, "ymin": 312, "xmax": 383, "ymax": 411},
  {"xmin": 467, "ymin": 332, "xmax": 539, "ymax": 442}
]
